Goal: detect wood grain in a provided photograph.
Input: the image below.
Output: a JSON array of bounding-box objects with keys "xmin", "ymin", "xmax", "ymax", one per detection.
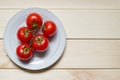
[
  {"xmin": 0, "ymin": 0, "xmax": 120, "ymax": 9},
  {"xmin": 1, "ymin": 10, "xmax": 120, "ymax": 38},
  {"xmin": 1, "ymin": 40, "xmax": 120, "ymax": 68},
  {"xmin": 0, "ymin": 69, "xmax": 120, "ymax": 80}
]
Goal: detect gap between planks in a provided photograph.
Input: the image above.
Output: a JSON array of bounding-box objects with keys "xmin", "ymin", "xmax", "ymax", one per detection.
[
  {"xmin": 1, "ymin": 68, "xmax": 120, "ymax": 70},
  {"xmin": 1, "ymin": 8, "xmax": 120, "ymax": 10}
]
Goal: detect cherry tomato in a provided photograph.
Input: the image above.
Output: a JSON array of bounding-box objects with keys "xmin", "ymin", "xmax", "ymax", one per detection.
[
  {"xmin": 26, "ymin": 13, "xmax": 43, "ymax": 32},
  {"xmin": 17, "ymin": 27, "xmax": 33, "ymax": 43},
  {"xmin": 42, "ymin": 21, "xmax": 56, "ymax": 37},
  {"xmin": 32, "ymin": 34, "xmax": 49, "ymax": 52},
  {"xmin": 16, "ymin": 43, "xmax": 33, "ymax": 60}
]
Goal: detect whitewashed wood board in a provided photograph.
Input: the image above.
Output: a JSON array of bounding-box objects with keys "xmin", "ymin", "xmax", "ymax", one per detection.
[
  {"xmin": 1, "ymin": 40, "xmax": 120, "ymax": 68},
  {"xmin": 1, "ymin": 10, "xmax": 120, "ymax": 38},
  {"xmin": 0, "ymin": 69, "xmax": 120, "ymax": 80},
  {"xmin": 0, "ymin": 0, "xmax": 120, "ymax": 9}
]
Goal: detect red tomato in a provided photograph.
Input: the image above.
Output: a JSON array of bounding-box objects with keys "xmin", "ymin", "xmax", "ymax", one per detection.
[
  {"xmin": 16, "ymin": 43, "xmax": 33, "ymax": 60},
  {"xmin": 26, "ymin": 13, "xmax": 43, "ymax": 31},
  {"xmin": 32, "ymin": 34, "xmax": 49, "ymax": 52},
  {"xmin": 42, "ymin": 21, "xmax": 56, "ymax": 37},
  {"xmin": 17, "ymin": 27, "xmax": 33, "ymax": 43}
]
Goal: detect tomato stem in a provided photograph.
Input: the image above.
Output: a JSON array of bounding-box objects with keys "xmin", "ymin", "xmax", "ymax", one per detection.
[
  {"xmin": 23, "ymin": 47, "xmax": 29, "ymax": 54},
  {"xmin": 42, "ymin": 25, "xmax": 46, "ymax": 30},
  {"xmin": 36, "ymin": 37, "xmax": 44, "ymax": 44},
  {"xmin": 32, "ymin": 22, "xmax": 38, "ymax": 29},
  {"xmin": 25, "ymin": 29, "xmax": 29, "ymax": 37}
]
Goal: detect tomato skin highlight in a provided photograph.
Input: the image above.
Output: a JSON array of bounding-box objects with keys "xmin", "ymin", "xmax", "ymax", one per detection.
[
  {"xmin": 16, "ymin": 43, "xmax": 33, "ymax": 60},
  {"xmin": 26, "ymin": 13, "xmax": 43, "ymax": 31},
  {"xmin": 32, "ymin": 34, "xmax": 49, "ymax": 52},
  {"xmin": 17, "ymin": 27, "xmax": 33, "ymax": 43},
  {"xmin": 42, "ymin": 21, "xmax": 56, "ymax": 37}
]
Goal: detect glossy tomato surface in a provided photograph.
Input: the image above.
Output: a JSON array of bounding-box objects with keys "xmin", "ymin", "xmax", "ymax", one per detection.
[
  {"xmin": 42, "ymin": 21, "xmax": 56, "ymax": 37},
  {"xmin": 26, "ymin": 13, "xmax": 43, "ymax": 31},
  {"xmin": 17, "ymin": 27, "xmax": 33, "ymax": 43},
  {"xmin": 32, "ymin": 34, "xmax": 49, "ymax": 52},
  {"xmin": 16, "ymin": 43, "xmax": 33, "ymax": 60}
]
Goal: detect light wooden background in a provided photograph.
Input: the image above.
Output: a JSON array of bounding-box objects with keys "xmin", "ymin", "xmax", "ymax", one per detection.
[{"xmin": 0, "ymin": 0, "xmax": 120, "ymax": 79}]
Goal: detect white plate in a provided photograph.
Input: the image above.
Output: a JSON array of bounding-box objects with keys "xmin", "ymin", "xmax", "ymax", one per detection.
[{"xmin": 4, "ymin": 8, "xmax": 66, "ymax": 70}]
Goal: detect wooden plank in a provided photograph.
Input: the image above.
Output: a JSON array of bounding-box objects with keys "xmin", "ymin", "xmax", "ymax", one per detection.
[
  {"xmin": 0, "ymin": 10, "xmax": 19, "ymax": 39},
  {"xmin": 0, "ymin": 40, "xmax": 5, "ymax": 56},
  {"xmin": 0, "ymin": 69, "xmax": 120, "ymax": 80},
  {"xmin": 1, "ymin": 40, "xmax": 120, "ymax": 68},
  {"xmin": 0, "ymin": 56, "xmax": 17, "ymax": 68},
  {"xmin": 1, "ymin": 55, "xmax": 120, "ymax": 69},
  {"xmin": 1, "ymin": 10, "xmax": 120, "ymax": 38},
  {"xmin": 0, "ymin": 0, "xmax": 120, "ymax": 9}
]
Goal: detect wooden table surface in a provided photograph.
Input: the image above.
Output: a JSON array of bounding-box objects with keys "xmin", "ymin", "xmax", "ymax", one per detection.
[{"xmin": 1, "ymin": 0, "xmax": 120, "ymax": 79}]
